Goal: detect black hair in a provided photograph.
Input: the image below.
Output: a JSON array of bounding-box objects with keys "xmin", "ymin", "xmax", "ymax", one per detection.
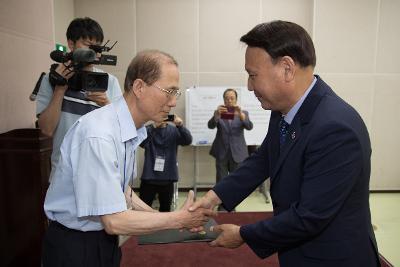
[
  {"xmin": 223, "ymin": 88, "xmax": 238, "ymax": 99},
  {"xmin": 66, "ymin": 17, "xmax": 104, "ymax": 43},
  {"xmin": 240, "ymin": 20, "xmax": 316, "ymax": 67}
]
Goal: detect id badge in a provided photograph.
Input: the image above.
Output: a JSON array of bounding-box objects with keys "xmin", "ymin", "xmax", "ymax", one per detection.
[{"xmin": 154, "ymin": 156, "xmax": 165, "ymax": 172}]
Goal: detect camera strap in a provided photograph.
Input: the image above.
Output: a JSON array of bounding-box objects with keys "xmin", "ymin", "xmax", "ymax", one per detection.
[{"xmin": 49, "ymin": 64, "xmax": 67, "ymax": 87}]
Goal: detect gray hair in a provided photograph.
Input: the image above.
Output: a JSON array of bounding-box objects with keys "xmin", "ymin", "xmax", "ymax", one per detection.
[{"xmin": 124, "ymin": 49, "xmax": 178, "ymax": 92}]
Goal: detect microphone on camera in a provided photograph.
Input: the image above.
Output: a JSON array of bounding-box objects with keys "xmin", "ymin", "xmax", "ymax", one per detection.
[
  {"xmin": 72, "ymin": 48, "xmax": 96, "ymax": 63},
  {"xmin": 29, "ymin": 72, "xmax": 46, "ymax": 101},
  {"xmin": 50, "ymin": 48, "xmax": 97, "ymax": 64}
]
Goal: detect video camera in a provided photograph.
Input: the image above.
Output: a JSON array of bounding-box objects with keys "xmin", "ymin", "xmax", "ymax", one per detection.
[{"xmin": 48, "ymin": 40, "xmax": 118, "ymax": 92}]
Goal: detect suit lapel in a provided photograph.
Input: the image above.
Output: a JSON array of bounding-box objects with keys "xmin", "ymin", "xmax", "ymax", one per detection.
[
  {"xmin": 269, "ymin": 112, "xmax": 281, "ymax": 176},
  {"xmin": 223, "ymin": 116, "xmax": 238, "ymax": 133},
  {"xmin": 272, "ymin": 118, "xmax": 301, "ymax": 179},
  {"xmin": 270, "ymin": 76, "xmax": 330, "ymax": 183},
  {"xmin": 220, "ymin": 118, "xmax": 230, "ymax": 133}
]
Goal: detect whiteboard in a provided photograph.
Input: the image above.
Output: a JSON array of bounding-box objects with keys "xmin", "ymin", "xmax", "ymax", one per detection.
[{"xmin": 185, "ymin": 86, "xmax": 271, "ymax": 146}]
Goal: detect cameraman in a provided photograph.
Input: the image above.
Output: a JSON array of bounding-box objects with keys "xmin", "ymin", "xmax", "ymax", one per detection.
[{"xmin": 36, "ymin": 17, "xmax": 122, "ymax": 179}]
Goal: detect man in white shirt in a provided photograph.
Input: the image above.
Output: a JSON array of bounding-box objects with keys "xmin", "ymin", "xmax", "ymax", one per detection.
[{"xmin": 42, "ymin": 50, "xmax": 215, "ymax": 267}]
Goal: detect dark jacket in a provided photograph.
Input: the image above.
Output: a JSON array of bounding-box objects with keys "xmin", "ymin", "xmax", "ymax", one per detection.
[
  {"xmin": 140, "ymin": 124, "xmax": 192, "ymax": 182},
  {"xmin": 214, "ymin": 77, "xmax": 380, "ymax": 267},
  {"xmin": 208, "ymin": 110, "xmax": 253, "ymax": 163}
]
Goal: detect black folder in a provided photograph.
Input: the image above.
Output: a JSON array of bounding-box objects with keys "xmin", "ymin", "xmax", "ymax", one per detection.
[{"xmin": 138, "ymin": 218, "xmax": 219, "ymax": 245}]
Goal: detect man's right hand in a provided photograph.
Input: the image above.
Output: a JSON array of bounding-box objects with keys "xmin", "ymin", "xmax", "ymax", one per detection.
[
  {"xmin": 188, "ymin": 190, "xmax": 221, "ymax": 232},
  {"xmin": 55, "ymin": 61, "xmax": 74, "ymax": 81},
  {"xmin": 189, "ymin": 190, "xmax": 221, "ymax": 212},
  {"xmin": 53, "ymin": 62, "xmax": 74, "ymax": 94},
  {"xmin": 214, "ymin": 105, "xmax": 228, "ymax": 119},
  {"xmin": 177, "ymin": 190, "xmax": 216, "ymax": 230},
  {"xmin": 37, "ymin": 62, "xmax": 74, "ymax": 137}
]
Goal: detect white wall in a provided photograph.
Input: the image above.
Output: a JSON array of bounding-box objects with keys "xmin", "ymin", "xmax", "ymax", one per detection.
[
  {"xmin": 59, "ymin": 0, "xmax": 400, "ymax": 190},
  {"xmin": 74, "ymin": 0, "xmax": 399, "ymax": 190},
  {"xmin": 0, "ymin": 0, "xmax": 54, "ymax": 132},
  {"xmin": 2, "ymin": 0, "xmax": 398, "ymax": 190},
  {"xmin": 54, "ymin": 0, "xmax": 74, "ymax": 45}
]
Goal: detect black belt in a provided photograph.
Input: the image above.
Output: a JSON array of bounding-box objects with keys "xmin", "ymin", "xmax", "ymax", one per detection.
[{"xmin": 49, "ymin": 220, "xmax": 106, "ymax": 234}]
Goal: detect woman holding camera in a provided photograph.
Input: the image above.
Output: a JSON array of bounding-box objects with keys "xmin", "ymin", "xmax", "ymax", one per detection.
[{"xmin": 208, "ymin": 88, "xmax": 253, "ymax": 210}]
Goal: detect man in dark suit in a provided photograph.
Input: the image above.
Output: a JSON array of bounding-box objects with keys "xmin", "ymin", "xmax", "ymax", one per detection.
[
  {"xmin": 208, "ymin": 88, "xmax": 253, "ymax": 185},
  {"xmin": 190, "ymin": 20, "xmax": 380, "ymax": 267}
]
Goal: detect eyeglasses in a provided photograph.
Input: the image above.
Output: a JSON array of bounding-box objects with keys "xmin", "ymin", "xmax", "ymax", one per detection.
[{"xmin": 150, "ymin": 83, "xmax": 182, "ymax": 99}]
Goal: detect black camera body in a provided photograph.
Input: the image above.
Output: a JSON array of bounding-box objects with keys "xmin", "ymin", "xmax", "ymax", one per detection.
[
  {"xmin": 49, "ymin": 41, "xmax": 117, "ymax": 92},
  {"xmin": 164, "ymin": 114, "xmax": 175, "ymax": 122},
  {"xmin": 67, "ymin": 70, "xmax": 109, "ymax": 92}
]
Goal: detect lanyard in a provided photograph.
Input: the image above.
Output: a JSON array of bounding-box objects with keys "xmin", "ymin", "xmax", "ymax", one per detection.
[{"xmin": 122, "ymin": 142, "xmax": 127, "ymax": 191}]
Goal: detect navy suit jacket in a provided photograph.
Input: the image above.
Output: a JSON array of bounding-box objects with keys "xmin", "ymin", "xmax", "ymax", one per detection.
[
  {"xmin": 214, "ymin": 77, "xmax": 380, "ymax": 267},
  {"xmin": 208, "ymin": 110, "xmax": 253, "ymax": 163}
]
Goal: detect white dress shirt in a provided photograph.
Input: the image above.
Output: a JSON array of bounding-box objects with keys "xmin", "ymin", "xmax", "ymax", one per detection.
[{"xmin": 44, "ymin": 96, "xmax": 147, "ymax": 231}]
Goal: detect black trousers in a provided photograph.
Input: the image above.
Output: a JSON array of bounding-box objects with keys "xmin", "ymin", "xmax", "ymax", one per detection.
[
  {"xmin": 215, "ymin": 152, "xmax": 239, "ymax": 183},
  {"xmin": 215, "ymin": 152, "xmax": 239, "ymax": 211},
  {"xmin": 42, "ymin": 221, "xmax": 121, "ymax": 267},
  {"xmin": 139, "ymin": 181, "xmax": 174, "ymax": 212}
]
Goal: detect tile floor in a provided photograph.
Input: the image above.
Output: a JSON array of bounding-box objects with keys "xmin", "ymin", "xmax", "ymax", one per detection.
[{"xmin": 169, "ymin": 191, "xmax": 399, "ymax": 266}]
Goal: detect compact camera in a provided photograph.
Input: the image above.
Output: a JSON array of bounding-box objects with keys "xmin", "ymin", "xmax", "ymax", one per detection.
[
  {"xmin": 164, "ymin": 114, "xmax": 175, "ymax": 122},
  {"xmin": 221, "ymin": 106, "xmax": 234, "ymax": 120}
]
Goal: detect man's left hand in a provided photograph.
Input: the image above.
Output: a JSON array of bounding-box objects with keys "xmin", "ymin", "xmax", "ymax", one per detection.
[
  {"xmin": 209, "ymin": 224, "xmax": 244, "ymax": 248},
  {"xmin": 174, "ymin": 116, "xmax": 183, "ymax": 127},
  {"xmin": 233, "ymin": 105, "xmax": 242, "ymax": 115},
  {"xmin": 86, "ymin": 91, "xmax": 110, "ymax": 106},
  {"xmin": 234, "ymin": 106, "xmax": 246, "ymax": 121}
]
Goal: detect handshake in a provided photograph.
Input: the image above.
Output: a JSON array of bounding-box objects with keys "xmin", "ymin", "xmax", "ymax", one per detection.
[
  {"xmin": 174, "ymin": 190, "xmax": 217, "ymax": 231},
  {"xmin": 118, "ymin": 187, "xmax": 244, "ymax": 249},
  {"xmin": 172, "ymin": 190, "xmax": 244, "ymax": 249}
]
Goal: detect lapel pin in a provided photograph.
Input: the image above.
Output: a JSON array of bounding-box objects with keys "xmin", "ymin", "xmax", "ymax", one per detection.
[{"xmin": 291, "ymin": 131, "xmax": 296, "ymax": 140}]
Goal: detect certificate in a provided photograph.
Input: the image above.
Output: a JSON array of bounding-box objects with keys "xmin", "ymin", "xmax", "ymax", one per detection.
[{"xmin": 138, "ymin": 218, "xmax": 218, "ymax": 245}]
